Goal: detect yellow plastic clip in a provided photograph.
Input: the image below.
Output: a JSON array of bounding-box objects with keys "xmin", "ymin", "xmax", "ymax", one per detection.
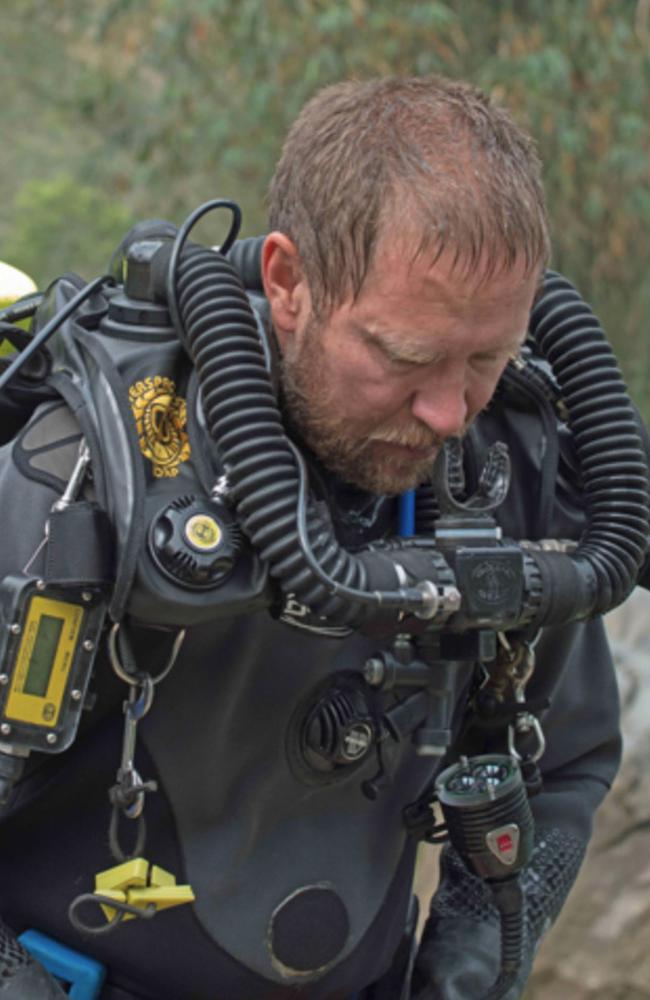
[{"xmin": 94, "ymin": 857, "xmax": 195, "ymax": 922}]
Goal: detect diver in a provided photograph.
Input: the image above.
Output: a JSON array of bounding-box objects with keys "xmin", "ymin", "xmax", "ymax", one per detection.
[{"xmin": 0, "ymin": 74, "xmax": 648, "ymax": 1000}]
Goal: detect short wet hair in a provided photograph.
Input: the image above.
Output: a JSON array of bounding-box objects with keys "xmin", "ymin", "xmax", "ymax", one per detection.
[{"xmin": 268, "ymin": 75, "xmax": 550, "ymax": 317}]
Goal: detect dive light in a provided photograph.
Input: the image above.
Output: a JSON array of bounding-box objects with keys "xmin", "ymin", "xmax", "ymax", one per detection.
[
  {"xmin": 436, "ymin": 754, "xmax": 534, "ymax": 1000},
  {"xmin": 435, "ymin": 754, "xmax": 534, "ymax": 878}
]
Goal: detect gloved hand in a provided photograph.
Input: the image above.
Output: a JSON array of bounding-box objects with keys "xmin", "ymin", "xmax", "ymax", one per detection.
[
  {"xmin": 0, "ymin": 921, "xmax": 68, "ymax": 998},
  {"xmin": 409, "ymin": 827, "xmax": 585, "ymax": 1000}
]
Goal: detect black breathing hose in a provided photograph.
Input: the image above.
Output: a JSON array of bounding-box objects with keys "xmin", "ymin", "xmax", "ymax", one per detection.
[
  {"xmin": 174, "ymin": 238, "xmax": 648, "ymax": 628},
  {"xmin": 175, "ymin": 245, "xmax": 369, "ymax": 624},
  {"xmin": 528, "ymin": 270, "xmax": 649, "ymax": 616}
]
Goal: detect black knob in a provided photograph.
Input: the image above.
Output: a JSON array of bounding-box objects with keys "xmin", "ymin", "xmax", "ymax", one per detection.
[{"xmin": 149, "ymin": 494, "xmax": 242, "ymax": 589}]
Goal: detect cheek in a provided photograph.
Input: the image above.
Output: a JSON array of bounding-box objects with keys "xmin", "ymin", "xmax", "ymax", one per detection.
[
  {"xmin": 349, "ymin": 380, "xmax": 416, "ymax": 427},
  {"xmin": 466, "ymin": 369, "xmax": 504, "ymax": 418},
  {"xmin": 326, "ymin": 354, "xmax": 411, "ymax": 417}
]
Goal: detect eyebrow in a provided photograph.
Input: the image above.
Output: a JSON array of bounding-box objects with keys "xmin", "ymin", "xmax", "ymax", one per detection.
[{"xmin": 358, "ymin": 326, "xmax": 527, "ymax": 366}]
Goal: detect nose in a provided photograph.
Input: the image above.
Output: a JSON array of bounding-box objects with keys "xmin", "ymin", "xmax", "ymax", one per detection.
[{"xmin": 410, "ymin": 377, "xmax": 469, "ymax": 441}]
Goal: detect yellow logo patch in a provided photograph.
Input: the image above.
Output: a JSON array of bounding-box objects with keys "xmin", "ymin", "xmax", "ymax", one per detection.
[{"xmin": 129, "ymin": 375, "xmax": 191, "ymax": 478}]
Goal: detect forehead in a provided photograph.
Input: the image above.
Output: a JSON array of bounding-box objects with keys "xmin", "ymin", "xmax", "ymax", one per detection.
[{"xmin": 354, "ymin": 240, "xmax": 542, "ymax": 315}]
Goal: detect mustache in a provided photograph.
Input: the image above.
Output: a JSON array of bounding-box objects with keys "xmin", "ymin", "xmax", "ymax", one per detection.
[{"xmin": 368, "ymin": 423, "xmax": 442, "ymax": 450}]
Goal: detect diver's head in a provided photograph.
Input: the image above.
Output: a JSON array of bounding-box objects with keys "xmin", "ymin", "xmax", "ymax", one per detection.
[{"xmin": 262, "ymin": 75, "xmax": 546, "ymax": 493}]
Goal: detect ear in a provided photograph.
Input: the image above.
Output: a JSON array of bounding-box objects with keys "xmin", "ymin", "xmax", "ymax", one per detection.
[{"xmin": 261, "ymin": 232, "xmax": 311, "ymax": 348}]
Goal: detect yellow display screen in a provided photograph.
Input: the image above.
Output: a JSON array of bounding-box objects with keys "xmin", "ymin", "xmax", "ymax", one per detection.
[
  {"xmin": 23, "ymin": 613, "xmax": 64, "ymax": 697},
  {"xmin": 4, "ymin": 595, "xmax": 83, "ymax": 728}
]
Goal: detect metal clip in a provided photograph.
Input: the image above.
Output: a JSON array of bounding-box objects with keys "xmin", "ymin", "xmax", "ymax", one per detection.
[
  {"xmin": 508, "ymin": 712, "xmax": 546, "ymax": 763},
  {"xmin": 499, "ymin": 635, "xmax": 546, "ymax": 764},
  {"xmin": 113, "ymin": 675, "xmax": 156, "ymax": 820},
  {"xmin": 23, "ymin": 437, "xmax": 91, "ymax": 574},
  {"xmin": 510, "ymin": 641, "xmax": 535, "ymax": 700},
  {"xmin": 51, "ymin": 438, "xmax": 91, "ymax": 512},
  {"xmin": 107, "ymin": 623, "xmax": 185, "ymax": 828}
]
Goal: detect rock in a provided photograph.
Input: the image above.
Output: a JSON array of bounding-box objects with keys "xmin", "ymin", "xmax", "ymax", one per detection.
[{"xmin": 525, "ymin": 587, "xmax": 650, "ymax": 998}]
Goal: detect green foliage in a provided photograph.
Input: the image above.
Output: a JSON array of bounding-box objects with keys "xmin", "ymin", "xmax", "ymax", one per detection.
[
  {"xmin": 4, "ymin": 176, "xmax": 133, "ymax": 286},
  {"xmin": 0, "ymin": 0, "xmax": 649, "ymax": 414}
]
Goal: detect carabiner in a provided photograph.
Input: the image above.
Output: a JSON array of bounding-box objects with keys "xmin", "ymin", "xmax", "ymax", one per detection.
[{"xmin": 508, "ymin": 712, "xmax": 546, "ymax": 764}]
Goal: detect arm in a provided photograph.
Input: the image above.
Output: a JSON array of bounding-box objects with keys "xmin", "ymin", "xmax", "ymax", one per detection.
[{"xmin": 410, "ymin": 614, "xmax": 620, "ymax": 1000}]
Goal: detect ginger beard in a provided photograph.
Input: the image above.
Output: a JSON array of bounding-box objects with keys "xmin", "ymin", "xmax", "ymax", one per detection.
[{"xmin": 280, "ymin": 315, "xmax": 448, "ymax": 495}]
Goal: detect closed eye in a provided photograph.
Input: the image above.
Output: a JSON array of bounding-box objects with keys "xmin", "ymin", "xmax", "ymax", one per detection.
[
  {"xmin": 379, "ymin": 341, "xmax": 443, "ymax": 368},
  {"xmin": 369, "ymin": 340, "xmax": 433, "ymax": 370},
  {"xmin": 470, "ymin": 352, "xmax": 510, "ymax": 371},
  {"xmin": 388, "ymin": 354, "xmax": 429, "ymax": 370}
]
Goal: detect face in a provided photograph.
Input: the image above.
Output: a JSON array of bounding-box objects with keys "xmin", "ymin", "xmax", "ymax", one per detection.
[{"xmin": 277, "ymin": 242, "xmax": 539, "ymax": 495}]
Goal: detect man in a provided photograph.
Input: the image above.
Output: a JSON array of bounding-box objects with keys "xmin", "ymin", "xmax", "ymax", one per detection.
[{"xmin": 0, "ymin": 75, "xmax": 642, "ymax": 999}]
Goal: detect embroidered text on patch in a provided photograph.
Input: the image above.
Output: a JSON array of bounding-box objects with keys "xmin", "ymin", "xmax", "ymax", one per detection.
[{"xmin": 129, "ymin": 375, "xmax": 191, "ymax": 478}]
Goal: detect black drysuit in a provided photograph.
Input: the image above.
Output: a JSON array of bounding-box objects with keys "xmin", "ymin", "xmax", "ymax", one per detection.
[{"xmin": 0, "ymin": 287, "xmax": 632, "ymax": 1000}]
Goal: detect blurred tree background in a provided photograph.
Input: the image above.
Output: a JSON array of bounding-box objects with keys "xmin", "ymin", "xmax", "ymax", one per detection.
[{"xmin": 0, "ymin": 0, "xmax": 649, "ymax": 413}]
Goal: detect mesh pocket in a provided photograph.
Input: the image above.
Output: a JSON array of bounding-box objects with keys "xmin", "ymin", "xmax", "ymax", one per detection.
[
  {"xmin": 0, "ymin": 920, "xmax": 30, "ymax": 982},
  {"xmin": 429, "ymin": 845, "xmax": 498, "ymax": 922},
  {"xmin": 522, "ymin": 826, "xmax": 585, "ymax": 938},
  {"xmin": 429, "ymin": 826, "xmax": 585, "ymax": 941}
]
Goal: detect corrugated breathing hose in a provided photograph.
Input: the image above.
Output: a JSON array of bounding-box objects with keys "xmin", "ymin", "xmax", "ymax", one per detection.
[
  {"xmin": 529, "ymin": 270, "xmax": 649, "ymax": 616},
  {"xmin": 175, "ymin": 245, "xmax": 369, "ymax": 623},
  {"xmin": 172, "ymin": 235, "xmax": 648, "ymax": 629}
]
